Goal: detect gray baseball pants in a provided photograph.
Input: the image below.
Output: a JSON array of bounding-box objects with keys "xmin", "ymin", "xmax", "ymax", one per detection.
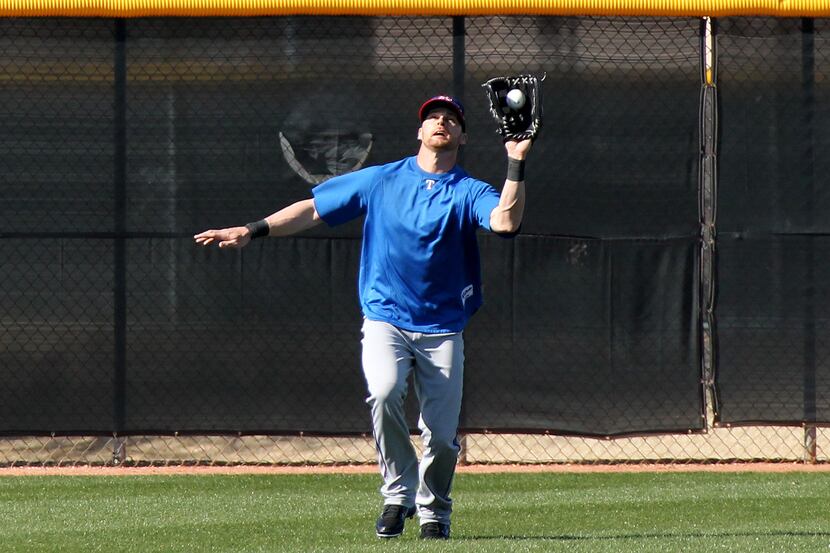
[{"xmin": 361, "ymin": 318, "xmax": 464, "ymax": 526}]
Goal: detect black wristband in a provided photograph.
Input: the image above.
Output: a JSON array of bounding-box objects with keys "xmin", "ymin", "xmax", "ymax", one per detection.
[
  {"xmin": 507, "ymin": 157, "xmax": 525, "ymax": 182},
  {"xmin": 245, "ymin": 219, "xmax": 270, "ymax": 240}
]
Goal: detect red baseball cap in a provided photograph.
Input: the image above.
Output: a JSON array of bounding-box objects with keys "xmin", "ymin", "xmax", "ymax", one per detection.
[{"xmin": 418, "ymin": 95, "xmax": 466, "ymax": 131}]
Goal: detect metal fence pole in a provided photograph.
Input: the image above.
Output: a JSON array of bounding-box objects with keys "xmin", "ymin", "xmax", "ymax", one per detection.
[
  {"xmin": 801, "ymin": 17, "xmax": 817, "ymax": 463},
  {"xmin": 700, "ymin": 17, "xmax": 718, "ymax": 427},
  {"xmin": 113, "ymin": 18, "xmax": 128, "ymax": 439}
]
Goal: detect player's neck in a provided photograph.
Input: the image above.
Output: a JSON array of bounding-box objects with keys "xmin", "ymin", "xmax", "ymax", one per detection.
[{"xmin": 415, "ymin": 146, "xmax": 458, "ymax": 174}]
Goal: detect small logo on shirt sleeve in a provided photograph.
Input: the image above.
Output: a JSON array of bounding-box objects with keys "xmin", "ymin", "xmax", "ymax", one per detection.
[{"xmin": 461, "ymin": 284, "xmax": 474, "ymax": 307}]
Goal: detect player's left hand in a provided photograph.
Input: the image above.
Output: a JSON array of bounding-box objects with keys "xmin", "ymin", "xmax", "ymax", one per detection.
[{"xmin": 505, "ymin": 137, "xmax": 533, "ymax": 160}]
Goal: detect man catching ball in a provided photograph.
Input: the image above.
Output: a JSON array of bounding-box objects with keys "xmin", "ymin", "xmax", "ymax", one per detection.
[{"xmin": 195, "ymin": 94, "xmax": 534, "ymax": 540}]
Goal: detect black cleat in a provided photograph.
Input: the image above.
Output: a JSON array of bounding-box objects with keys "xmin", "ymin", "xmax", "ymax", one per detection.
[
  {"xmin": 419, "ymin": 522, "xmax": 450, "ymax": 540},
  {"xmin": 375, "ymin": 504, "xmax": 417, "ymax": 538}
]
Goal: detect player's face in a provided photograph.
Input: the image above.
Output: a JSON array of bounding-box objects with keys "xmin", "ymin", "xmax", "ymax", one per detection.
[{"xmin": 418, "ymin": 108, "xmax": 466, "ymax": 151}]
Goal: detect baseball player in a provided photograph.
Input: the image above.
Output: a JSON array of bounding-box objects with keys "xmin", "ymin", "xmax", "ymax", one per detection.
[{"xmin": 194, "ymin": 95, "xmax": 533, "ymax": 540}]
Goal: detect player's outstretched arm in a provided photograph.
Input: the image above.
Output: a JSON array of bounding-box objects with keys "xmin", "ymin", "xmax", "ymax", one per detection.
[
  {"xmin": 194, "ymin": 198, "xmax": 322, "ymax": 249},
  {"xmin": 490, "ymin": 138, "xmax": 532, "ymax": 234}
]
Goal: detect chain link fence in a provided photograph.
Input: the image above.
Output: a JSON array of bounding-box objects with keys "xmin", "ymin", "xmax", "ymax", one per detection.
[
  {"xmin": 1, "ymin": 15, "xmax": 828, "ymax": 466},
  {"xmin": 0, "ymin": 428, "xmax": 826, "ymax": 466}
]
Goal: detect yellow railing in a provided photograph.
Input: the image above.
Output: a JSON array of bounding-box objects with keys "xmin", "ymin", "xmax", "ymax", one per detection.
[{"xmin": 0, "ymin": 0, "xmax": 828, "ymax": 18}]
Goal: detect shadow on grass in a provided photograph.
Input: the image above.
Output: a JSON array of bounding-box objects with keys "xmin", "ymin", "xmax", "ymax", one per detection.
[{"xmin": 458, "ymin": 530, "xmax": 830, "ymax": 542}]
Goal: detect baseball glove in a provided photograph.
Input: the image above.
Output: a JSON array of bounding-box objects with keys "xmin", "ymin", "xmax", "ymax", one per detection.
[{"xmin": 481, "ymin": 73, "xmax": 544, "ymax": 142}]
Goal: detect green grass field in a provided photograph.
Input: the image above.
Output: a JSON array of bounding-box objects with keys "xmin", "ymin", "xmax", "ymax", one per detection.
[{"xmin": 1, "ymin": 471, "xmax": 829, "ymax": 552}]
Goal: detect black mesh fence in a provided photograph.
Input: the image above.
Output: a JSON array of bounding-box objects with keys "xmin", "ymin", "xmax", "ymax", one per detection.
[
  {"xmin": 0, "ymin": 15, "xmax": 825, "ymax": 440},
  {"xmin": 715, "ymin": 18, "xmax": 830, "ymax": 425}
]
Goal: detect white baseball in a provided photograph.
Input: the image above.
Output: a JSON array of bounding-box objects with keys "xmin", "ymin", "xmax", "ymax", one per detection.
[{"xmin": 506, "ymin": 88, "xmax": 526, "ymax": 110}]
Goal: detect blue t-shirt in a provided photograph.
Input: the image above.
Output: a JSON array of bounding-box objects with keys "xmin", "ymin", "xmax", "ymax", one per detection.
[{"xmin": 312, "ymin": 156, "xmax": 502, "ymax": 333}]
